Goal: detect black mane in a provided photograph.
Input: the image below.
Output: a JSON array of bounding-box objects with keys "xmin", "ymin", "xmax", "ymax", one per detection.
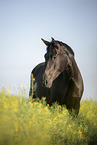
[{"xmin": 56, "ymin": 41, "xmax": 75, "ymax": 56}]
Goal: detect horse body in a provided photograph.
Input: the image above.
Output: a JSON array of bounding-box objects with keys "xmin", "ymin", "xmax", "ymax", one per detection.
[{"xmin": 29, "ymin": 38, "xmax": 84, "ymax": 115}]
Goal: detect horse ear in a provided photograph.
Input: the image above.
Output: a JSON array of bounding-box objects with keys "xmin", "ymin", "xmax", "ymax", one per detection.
[
  {"xmin": 51, "ymin": 37, "xmax": 55, "ymax": 42},
  {"xmin": 41, "ymin": 38, "xmax": 50, "ymax": 46}
]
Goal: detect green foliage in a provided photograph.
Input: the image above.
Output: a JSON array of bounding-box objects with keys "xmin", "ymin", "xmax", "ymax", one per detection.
[{"xmin": 0, "ymin": 89, "xmax": 97, "ymax": 145}]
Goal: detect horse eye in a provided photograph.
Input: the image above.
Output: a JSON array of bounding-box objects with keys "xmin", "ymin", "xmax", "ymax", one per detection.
[{"xmin": 54, "ymin": 55, "xmax": 57, "ymax": 59}]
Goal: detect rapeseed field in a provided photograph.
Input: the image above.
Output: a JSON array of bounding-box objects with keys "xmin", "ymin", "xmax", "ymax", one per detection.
[{"xmin": 0, "ymin": 87, "xmax": 97, "ymax": 145}]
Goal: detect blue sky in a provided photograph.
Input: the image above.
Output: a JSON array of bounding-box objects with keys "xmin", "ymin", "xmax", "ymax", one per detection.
[{"xmin": 0, "ymin": 0, "xmax": 97, "ymax": 100}]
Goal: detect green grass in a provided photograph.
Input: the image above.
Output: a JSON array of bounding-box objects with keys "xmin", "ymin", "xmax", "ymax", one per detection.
[{"xmin": 0, "ymin": 88, "xmax": 97, "ymax": 145}]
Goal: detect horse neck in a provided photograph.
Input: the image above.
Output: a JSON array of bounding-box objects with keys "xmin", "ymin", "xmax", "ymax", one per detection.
[{"xmin": 65, "ymin": 56, "xmax": 79, "ymax": 80}]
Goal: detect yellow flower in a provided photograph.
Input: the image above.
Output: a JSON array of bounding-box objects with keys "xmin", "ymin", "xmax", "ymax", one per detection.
[
  {"xmin": 29, "ymin": 102, "xmax": 32, "ymax": 105},
  {"xmin": 80, "ymin": 124, "xmax": 83, "ymax": 128},
  {"xmin": 57, "ymin": 113, "xmax": 63, "ymax": 118},
  {"xmin": 73, "ymin": 131, "xmax": 77, "ymax": 135},
  {"xmin": 44, "ymin": 107, "xmax": 49, "ymax": 113},
  {"xmin": 68, "ymin": 124, "xmax": 71, "ymax": 128},
  {"xmin": 78, "ymin": 130, "xmax": 82, "ymax": 134},
  {"xmin": 39, "ymin": 103, "xmax": 42, "ymax": 107},
  {"xmin": 32, "ymin": 98, "xmax": 35, "ymax": 101},
  {"xmin": 7, "ymin": 88, "xmax": 11, "ymax": 93}
]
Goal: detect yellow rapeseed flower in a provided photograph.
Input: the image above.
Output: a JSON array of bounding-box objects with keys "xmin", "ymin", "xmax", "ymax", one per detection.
[
  {"xmin": 7, "ymin": 88, "xmax": 11, "ymax": 94},
  {"xmin": 29, "ymin": 102, "xmax": 32, "ymax": 105},
  {"xmin": 68, "ymin": 124, "xmax": 71, "ymax": 128},
  {"xmin": 57, "ymin": 113, "xmax": 63, "ymax": 118},
  {"xmin": 78, "ymin": 130, "xmax": 82, "ymax": 135},
  {"xmin": 39, "ymin": 103, "xmax": 42, "ymax": 107},
  {"xmin": 73, "ymin": 131, "xmax": 77, "ymax": 135},
  {"xmin": 80, "ymin": 124, "xmax": 82, "ymax": 127}
]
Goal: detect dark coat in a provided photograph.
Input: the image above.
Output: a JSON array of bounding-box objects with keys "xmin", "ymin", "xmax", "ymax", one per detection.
[{"xmin": 29, "ymin": 38, "xmax": 84, "ymax": 115}]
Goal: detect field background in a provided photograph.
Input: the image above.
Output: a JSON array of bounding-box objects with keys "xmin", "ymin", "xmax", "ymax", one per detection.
[
  {"xmin": 0, "ymin": 1, "xmax": 97, "ymax": 144},
  {"xmin": 0, "ymin": 87, "xmax": 97, "ymax": 145}
]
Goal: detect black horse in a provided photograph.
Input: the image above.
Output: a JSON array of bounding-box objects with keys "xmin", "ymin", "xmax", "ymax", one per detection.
[{"xmin": 29, "ymin": 38, "xmax": 84, "ymax": 115}]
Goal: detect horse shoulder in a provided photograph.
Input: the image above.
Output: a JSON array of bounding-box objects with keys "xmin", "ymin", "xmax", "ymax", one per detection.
[{"xmin": 32, "ymin": 62, "xmax": 45, "ymax": 78}]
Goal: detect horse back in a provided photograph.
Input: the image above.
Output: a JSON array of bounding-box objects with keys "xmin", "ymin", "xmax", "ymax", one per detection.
[{"xmin": 30, "ymin": 62, "xmax": 49, "ymax": 99}]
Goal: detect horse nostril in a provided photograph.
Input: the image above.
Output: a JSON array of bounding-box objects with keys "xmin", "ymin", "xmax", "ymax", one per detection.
[
  {"xmin": 46, "ymin": 80, "xmax": 48, "ymax": 85},
  {"xmin": 42, "ymin": 74, "xmax": 48, "ymax": 87}
]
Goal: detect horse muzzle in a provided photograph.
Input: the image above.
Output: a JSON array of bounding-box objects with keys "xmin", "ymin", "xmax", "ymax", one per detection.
[{"xmin": 42, "ymin": 74, "xmax": 52, "ymax": 88}]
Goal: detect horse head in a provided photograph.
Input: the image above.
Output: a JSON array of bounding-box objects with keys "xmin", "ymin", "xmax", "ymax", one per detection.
[{"xmin": 42, "ymin": 38, "xmax": 74, "ymax": 88}]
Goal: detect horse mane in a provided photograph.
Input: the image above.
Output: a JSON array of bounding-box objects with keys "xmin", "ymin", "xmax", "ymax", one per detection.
[{"xmin": 56, "ymin": 41, "xmax": 75, "ymax": 56}]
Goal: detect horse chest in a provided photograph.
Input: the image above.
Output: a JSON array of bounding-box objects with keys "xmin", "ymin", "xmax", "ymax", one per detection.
[{"xmin": 50, "ymin": 73, "xmax": 68, "ymax": 101}]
